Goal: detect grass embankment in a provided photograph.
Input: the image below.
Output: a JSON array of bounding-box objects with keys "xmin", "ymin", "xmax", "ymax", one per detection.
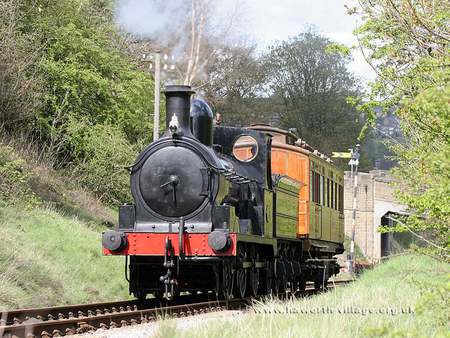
[
  {"xmin": 158, "ymin": 254, "xmax": 449, "ymax": 338},
  {"xmin": 0, "ymin": 141, "xmax": 128, "ymax": 310}
]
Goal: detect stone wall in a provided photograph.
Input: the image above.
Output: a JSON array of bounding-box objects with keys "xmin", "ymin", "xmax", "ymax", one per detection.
[{"xmin": 344, "ymin": 170, "xmax": 406, "ymax": 261}]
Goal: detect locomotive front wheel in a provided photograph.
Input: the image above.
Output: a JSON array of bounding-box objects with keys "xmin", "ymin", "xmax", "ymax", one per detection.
[
  {"xmin": 135, "ymin": 290, "xmax": 147, "ymax": 302},
  {"xmin": 236, "ymin": 268, "xmax": 247, "ymax": 298},
  {"xmin": 222, "ymin": 262, "xmax": 234, "ymax": 300},
  {"xmin": 153, "ymin": 290, "xmax": 163, "ymax": 300}
]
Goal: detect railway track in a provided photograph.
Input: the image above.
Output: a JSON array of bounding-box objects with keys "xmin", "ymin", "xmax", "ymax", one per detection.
[
  {"xmin": 0, "ymin": 280, "xmax": 350, "ymax": 338},
  {"xmin": 0, "ymin": 298, "xmax": 246, "ymax": 338}
]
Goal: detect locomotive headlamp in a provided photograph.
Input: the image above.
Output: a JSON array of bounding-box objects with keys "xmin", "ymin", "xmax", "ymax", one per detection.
[
  {"xmin": 168, "ymin": 114, "xmax": 179, "ymax": 134},
  {"xmin": 102, "ymin": 230, "xmax": 127, "ymax": 252}
]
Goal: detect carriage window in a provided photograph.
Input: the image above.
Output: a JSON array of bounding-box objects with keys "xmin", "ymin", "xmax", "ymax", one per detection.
[
  {"xmin": 315, "ymin": 172, "xmax": 320, "ymax": 204},
  {"xmin": 335, "ymin": 182, "xmax": 338, "ymax": 210},
  {"xmin": 232, "ymin": 135, "xmax": 258, "ymax": 162},
  {"xmin": 312, "ymin": 172, "xmax": 316, "ymax": 203},
  {"xmin": 320, "ymin": 175, "xmax": 324, "ymax": 205},
  {"xmin": 312, "ymin": 171, "xmax": 315, "ymax": 202},
  {"xmin": 311, "ymin": 171, "xmax": 319, "ymax": 204},
  {"xmin": 327, "ymin": 178, "xmax": 330, "ymax": 208},
  {"xmin": 339, "ymin": 184, "xmax": 344, "ymax": 212},
  {"xmin": 331, "ymin": 181, "xmax": 334, "ymax": 209}
]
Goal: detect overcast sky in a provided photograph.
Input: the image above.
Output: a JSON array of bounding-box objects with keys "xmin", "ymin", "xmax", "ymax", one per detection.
[
  {"xmin": 116, "ymin": 0, "xmax": 376, "ymax": 83},
  {"xmin": 239, "ymin": 0, "xmax": 376, "ymax": 83}
]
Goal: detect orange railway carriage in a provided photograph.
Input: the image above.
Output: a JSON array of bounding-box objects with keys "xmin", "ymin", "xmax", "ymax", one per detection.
[{"xmin": 249, "ymin": 124, "xmax": 345, "ymax": 246}]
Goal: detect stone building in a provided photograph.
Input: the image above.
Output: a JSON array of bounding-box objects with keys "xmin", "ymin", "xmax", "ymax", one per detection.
[{"xmin": 344, "ymin": 170, "xmax": 406, "ymax": 262}]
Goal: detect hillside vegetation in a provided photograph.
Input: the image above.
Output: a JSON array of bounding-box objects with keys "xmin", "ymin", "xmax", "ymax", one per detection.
[
  {"xmin": 1, "ymin": 0, "xmax": 155, "ymax": 205},
  {"xmin": 0, "ymin": 0, "xmax": 147, "ymax": 309},
  {"xmin": 156, "ymin": 254, "xmax": 449, "ymax": 338},
  {"xmin": 0, "ymin": 140, "xmax": 128, "ymax": 310}
]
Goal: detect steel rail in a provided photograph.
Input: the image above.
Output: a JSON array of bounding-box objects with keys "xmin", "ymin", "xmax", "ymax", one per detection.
[
  {"xmin": 0, "ymin": 280, "xmax": 351, "ymax": 338},
  {"xmin": 0, "ymin": 292, "xmax": 229, "ymax": 327},
  {"xmin": 0, "ymin": 298, "xmax": 250, "ymax": 338}
]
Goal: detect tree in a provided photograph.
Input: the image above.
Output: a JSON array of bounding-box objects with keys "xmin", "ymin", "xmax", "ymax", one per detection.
[
  {"xmin": 0, "ymin": 0, "xmax": 42, "ymax": 131},
  {"xmin": 181, "ymin": 0, "xmax": 242, "ymax": 86},
  {"xmin": 34, "ymin": 1, "xmax": 154, "ymax": 151},
  {"xmin": 183, "ymin": 0, "xmax": 209, "ymax": 85},
  {"xmin": 352, "ymin": 0, "xmax": 449, "ymax": 256},
  {"xmin": 264, "ymin": 30, "xmax": 363, "ymax": 156},
  {"xmin": 202, "ymin": 43, "xmax": 269, "ymax": 126}
]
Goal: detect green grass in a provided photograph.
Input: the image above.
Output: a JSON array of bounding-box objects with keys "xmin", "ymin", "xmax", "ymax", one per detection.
[
  {"xmin": 0, "ymin": 139, "xmax": 128, "ymax": 310},
  {"xmin": 0, "ymin": 206, "xmax": 128, "ymax": 310},
  {"xmin": 157, "ymin": 254, "xmax": 449, "ymax": 338}
]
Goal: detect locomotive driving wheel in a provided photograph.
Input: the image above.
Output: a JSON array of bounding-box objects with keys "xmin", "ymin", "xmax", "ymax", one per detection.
[
  {"xmin": 263, "ymin": 262, "xmax": 273, "ymax": 296},
  {"xmin": 290, "ymin": 278, "xmax": 299, "ymax": 293},
  {"xmin": 262, "ymin": 270, "xmax": 270, "ymax": 296},
  {"xmin": 248, "ymin": 249, "xmax": 259, "ymax": 297},
  {"xmin": 236, "ymin": 268, "xmax": 247, "ymax": 298},
  {"xmin": 222, "ymin": 261, "xmax": 234, "ymax": 300},
  {"xmin": 275, "ymin": 259, "xmax": 287, "ymax": 294},
  {"xmin": 249, "ymin": 267, "xmax": 259, "ymax": 297},
  {"xmin": 235, "ymin": 244, "xmax": 248, "ymax": 298},
  {"xmin": 299, "ymin": 277, "xmax": 306, "ymax": 292}
]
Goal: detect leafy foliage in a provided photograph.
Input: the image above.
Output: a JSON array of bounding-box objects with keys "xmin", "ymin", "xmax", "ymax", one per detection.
[
  {"xmin": 67, "ymin": 121, "xmax": 136, "ymax": 205},
  {"xmin": 0, "ymin": 145, "xmax": 40, "ymax": 208},
  {"xmin": 0, "ymin": 0, "xmax": 156, "ymax": 204},
  {"xmin": 353, "ymin": 0, "xmax": 450, "ymax": 256},
  {"xmin": 35, "ymin": 1, "xmax": 154, "ymax": 150},
  {"xmin": 203, "ymin": 44, "xmax": 269, "ymax": 126},
  {"xmin": 264, "ymin": 30, "xmax": 363, "ymax": 156},
  {"xmin": 202, "ymin": 31, "xmax": 366, "ymax": 159},
  {"xmin": 0, "ymin": 0, "xmax": 42, "ymax": 129}
]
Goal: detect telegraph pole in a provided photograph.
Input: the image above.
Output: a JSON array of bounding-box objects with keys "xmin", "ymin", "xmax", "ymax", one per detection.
[
  {"xmin": 142, "ymin": 51, "xmax": 176, "ymax": 141},
  {"xmin": 153, "ymin": 51, "xmax": 161, "ymax": 141},
  {"xmin": 348, "ymin": 144, "xmax": 360, "ymax": 274},
  {"xmin": 332, "ymin": 146, "xmax": 360, "ymax": 274}
]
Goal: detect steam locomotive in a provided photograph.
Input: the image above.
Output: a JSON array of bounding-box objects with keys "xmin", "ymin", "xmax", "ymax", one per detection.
[{"xmin": 102, "ymin": 85, "xmax": 344, "ymax": 300}]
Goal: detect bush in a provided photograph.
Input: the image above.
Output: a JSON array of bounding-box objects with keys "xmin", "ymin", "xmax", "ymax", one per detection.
[
  {"xmin": 34, "ymin": 1, "xmax": 154, "ymax": 154},
  {"xmin": 0, "ymin": 145, "xmax": 40, "ymax": 208},
  {"xmin": 0, "ymin": 0, "xmax": 42, "ymax": 131},
  {"xmin": 67, "ymin": 121, "xmax": 136, "ymax": 205}
]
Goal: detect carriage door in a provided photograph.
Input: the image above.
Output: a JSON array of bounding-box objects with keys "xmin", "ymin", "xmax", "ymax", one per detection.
[
  {"xmin": 311, "ymin": 166, "xmax": 323, "ymax": 239},
  {"xmin": 316, "ymin": 172, "xmax": 324, "ymax": 238},
  {"xmin": 315, "ymin": 204, "xmax": 322, "ymax": 238}
]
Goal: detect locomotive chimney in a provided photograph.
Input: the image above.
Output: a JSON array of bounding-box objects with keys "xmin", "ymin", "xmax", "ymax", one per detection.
[{"xmin": 164, "ymin": 85, "xmax": 195, "ymax": 137}]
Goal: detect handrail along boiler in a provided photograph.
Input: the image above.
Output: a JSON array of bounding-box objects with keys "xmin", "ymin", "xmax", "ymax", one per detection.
[{"xmin": 102, "ymin": 85, "xmax": 344, "ymax": 300}]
